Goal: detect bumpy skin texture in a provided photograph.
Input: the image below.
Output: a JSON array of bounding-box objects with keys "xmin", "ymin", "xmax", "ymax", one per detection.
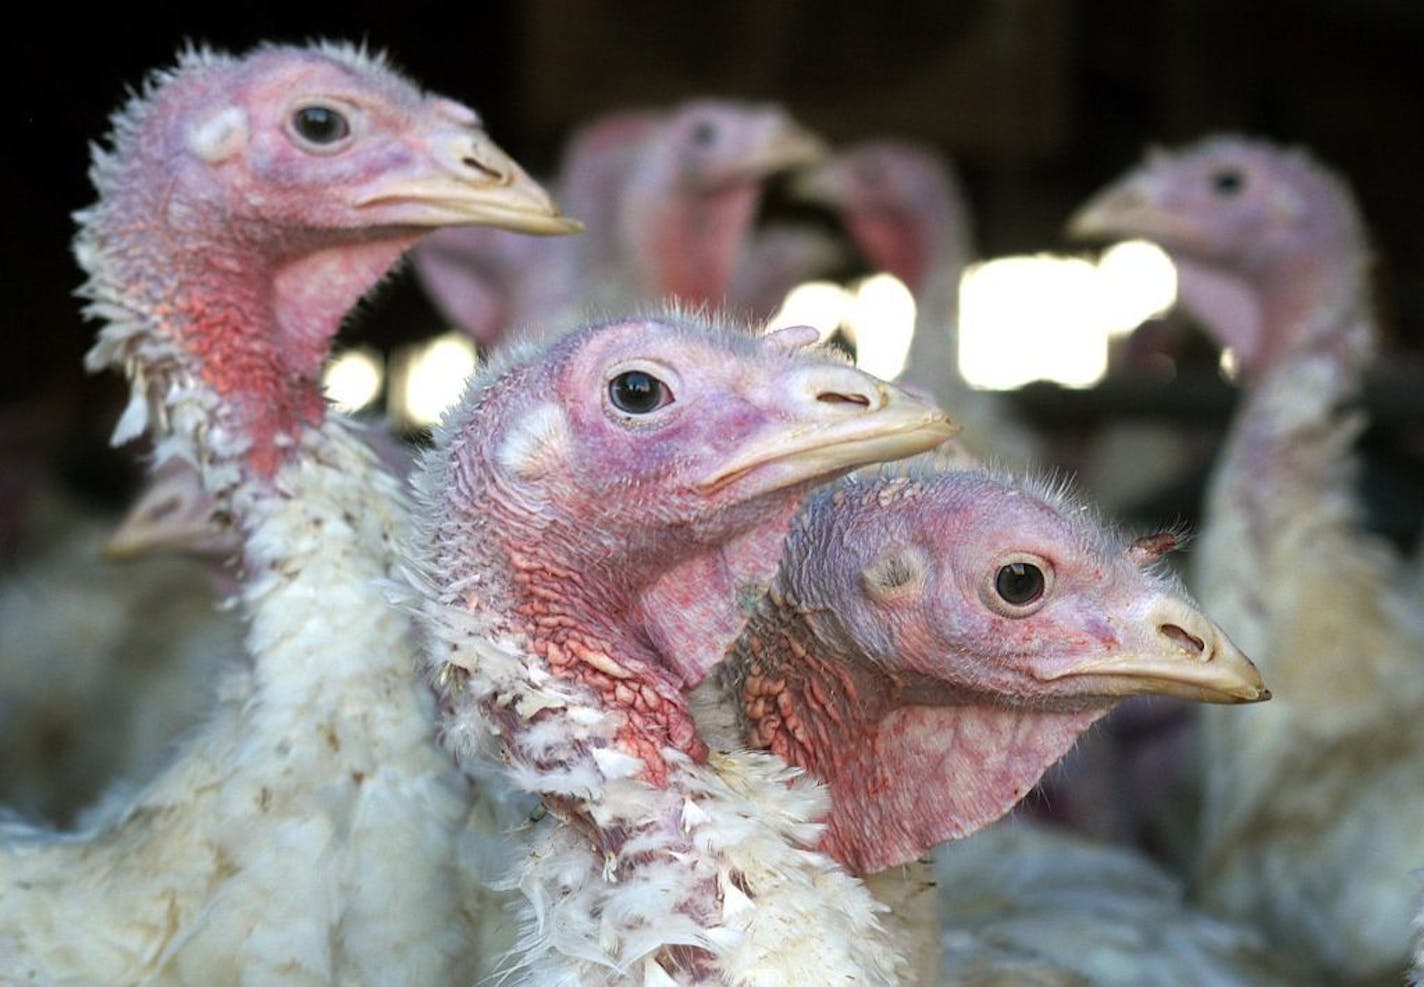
[
  {"xmin": 1071, "ymin": 135, "xmax": 1424, "ymax": 981},
  {"xmin": 713, "ymin": 467, "xmax": 1266, "ymax": 876},
  {"xmin": 689, "ymin": 465, "xmax": 1267, "ymax": 986},
  {"xmin": 412, "ymin": 312, "xmax": 953, "ymax": 983},
  {"xmin": 0, "ymin": 42, "xmax": 572, "ymax": 984},
  {"xmin": 413, "ymin": 100, "xmax": 824, "ymax": 348}
]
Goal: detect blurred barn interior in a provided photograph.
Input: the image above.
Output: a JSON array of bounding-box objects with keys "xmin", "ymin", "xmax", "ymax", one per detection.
[{"xmin": 3, "ymin": 0, "xmax": 1420, "ymax": 552}]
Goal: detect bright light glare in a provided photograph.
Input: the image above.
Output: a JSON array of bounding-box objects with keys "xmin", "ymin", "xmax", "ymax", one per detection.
[
  {"xmin": 323, "ymin": 348, "xmax": 384, "ymax": 413},
  {"xmin": 846, "ymin": 274, "xmax": 917, "ymax": 379},
  {"xmin": 396, "ymin": 333, "xmax": 479, "ymax": 426},
  {"xmin": 1096, "ymin": 240, "xmax": 1177, "ymax": 335},
  {"xmin": 958, "ymin": 242, "xmax": 1179, "ymax": 390},
  {"xmin": 765, "ymin": 280, "xmax": 853, "ymax": 342},
  {"xmin": 960, "ymin": 256, "xmax": 1107, "ymax": 389},
  {"xmin": 1219, "ymin": 347, "xmax": 1241, "ymax": 382}
]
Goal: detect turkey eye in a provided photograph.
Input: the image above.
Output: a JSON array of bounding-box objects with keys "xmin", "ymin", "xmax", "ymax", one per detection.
[
  {"xmin": 609, "ymin": 370, "xmax": 671, "ymax": 414},
  {"xmin": 692, "ymin": 121, "xmax": 718, "ymax": 145},
  {"xmin": 995, "ymin": 562, "xmax": 1044, "ymax": 606},
  {"xmin": 293, "ymin": 105, "xmax": 350, "ymax": 145},
  {"xmin": 1210, "ymin": 169, "xmax": 1244, "ymax": 196}
]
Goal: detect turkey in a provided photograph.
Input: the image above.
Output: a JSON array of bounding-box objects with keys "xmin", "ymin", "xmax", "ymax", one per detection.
[
  {"xmin": 796, "ymin": 140, "xmax": 1040, "ymax": 469},
  {"xmin": 102, "ymin": 456, "xmax": 243, "ymax": 567},
  {"xmin": 727, "ymin": 223, "xmax": 847, "ymax": 326},
  {"xmin": 1415, "ymin": 914, "xmax": 1424, "ymax": 987},
  {"xmin": 1070, "ymin": 134, "xmax": 1424, "ymax": 980},
  {"xmin": 0, "ymin": 478, "xmax": 243, "ymax": 825},
  {"xmin": 409, "ymin": 312, "xmax": 954, "ymax": 983},
  {"xmin": 934, "ymin": 819, "xmax": 1304, "ymax": 985},
  {"xmin": 614, "ymin": 103, "xmax": 823, "ymax": 312},
  {"xmin": 411, "ymin": 109, "xmax": 654, "ymax": 348},
  {"xmin": 694, "ymin": 465, "xmax": 1270, "ymax": 983},
  {"xmin": 0, "ymin": 41, "xmax": 577, "ymax": 983},
  {"xmin": 413, "ymin": 100, "xmax": 824, "ymax": 349}
]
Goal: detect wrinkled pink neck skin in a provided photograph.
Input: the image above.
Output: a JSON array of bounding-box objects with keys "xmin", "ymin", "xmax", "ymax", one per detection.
[
  {"xmin": 846, "ymin": 210, "xmax": 933, "ymax": 298},
  {"xmin": 417, "ymin": 115, "xmax": 662, "ymax": 347},
  {"xmin": 842, "ymin": 183, "xmax": 971, "ymax": 387},
  {"xmin": 1173, "ymin": 245, "xmax": 1367, "ymax": 383},
  {"xmin": 438, "ymin": 361, "xmax": 828, "ymax": 784},
  {"xmin": 629, "ymin": 182, "xmax": 762, "ymax": 305},
  {"xmin": 93, "ymin": 146, "xmax": 424, "ymax": 479},
  {"xmin": 637, "ymin": 493, "xmax": 806, "ymax": 687},
  {"xmin": 731, "ymin": 608, "xmax": 1104, "ymax": 873}
]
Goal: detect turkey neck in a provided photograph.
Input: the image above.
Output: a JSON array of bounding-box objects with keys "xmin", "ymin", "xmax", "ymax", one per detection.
[
  {"xmin": 1193, "ymin": 237, "xmax": 1382, "ymax": 864},
  {"xmin": 626, "ymin": 179, "xmax": 762, "ymax": 305},
  {"xmin": 424, "ymin": 440, "xmax": 711, "ymax": 785},
  {"xmin": 855, "ymin": 194, "xmax": 971, "ymax": 395},
  {"xmin": 77, "ymin": 141, "xmax": 422, "ymax": 488},
  {"xmin": 1201, "ymin": 244, "xmax": 1375, "ymax": 627},
  {"xmin": 722, "ymin": 589, "xmax": 1102, "ymax": 874},
  {"xmin": 75, "ymin": 153, "xmax": 449, "ymax": 756}
]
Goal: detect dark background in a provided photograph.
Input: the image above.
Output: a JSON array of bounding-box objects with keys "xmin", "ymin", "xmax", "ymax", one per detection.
[{"xmin": 3, "ymin": 1, "xmax": 1421, "ymax": 535}]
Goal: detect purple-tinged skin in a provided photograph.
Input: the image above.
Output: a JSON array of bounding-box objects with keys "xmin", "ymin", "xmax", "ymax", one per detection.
[
  {"xmin": 413, "ymin": 110, "xmax": 656, "ymax": 345},
  {"xmin": 796, "ymin": 140, "xmax": 973, "ymax": 302},
  {"xmin": 423, "ymin": 315, "xmax": 954, "ymax": 785},
  {"xmin": 619, "ymin": 101, "xmax": 826, "ymax": 307},
  {"xmin": 415, "ymin": 101, "xmax": 824, "ymax": 349},
  {"xmin": 714, "ymin": 468, "xmax": 1268, "ymax": 875},
  {"xmin": 1068, "ymin": 136, "xmax": 1371, "ymax": 379},
  {"xmin": 78, "ymin": 42, "xmax": 579, "ymax": 481}
]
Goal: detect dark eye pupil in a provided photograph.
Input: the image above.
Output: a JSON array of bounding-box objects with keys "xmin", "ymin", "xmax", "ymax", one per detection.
[
  {"xmin": 1211, "ymin": 169, "xmax": 1243, "ymax": 195},
  {"xmin": 609, "ymin": 370, "xmax": 668, "ymax": 414},
  {"xmin": 692, "ymin": 121, "xmax": 718, "ymax": 145},
  {"xmin": 294, "ymin": 105, "xmax": 350, "ymax": 144},
  {"xmin": 995, "ymin": 562, "xmax": 1044, "ymax": 606}
]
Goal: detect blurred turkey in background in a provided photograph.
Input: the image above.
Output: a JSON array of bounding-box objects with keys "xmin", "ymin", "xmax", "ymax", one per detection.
[{"xmin": 2, "ymin": 2, "xmax": 1422, "ymax": 982}]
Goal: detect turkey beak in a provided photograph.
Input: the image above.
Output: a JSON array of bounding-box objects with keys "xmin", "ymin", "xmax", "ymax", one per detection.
[
  {"xmin": 354, "ymin": 127, "xmax": 582, "ymax": 235},
  {"xmin": 716, "ymin": 114, "xmax": 827, "ymax": 188},
  {"xmin": 1040, "ymin": 596, "xmax": 1270, "ymax": 705},
  {"xmin": 1066, "ymin": 177, "xmax": 1196, "ymax": 247},
  {"xmin": 790, "ymin": 158, "xmax": 849, "ymax": 207},
  {"xmin": 748, "ymin": 115, "xmax": 828, "ymax": 176},
  {"xmin": 103, "ymin": 467, "xmax": 235, "ymax": 561},
  {"xmin": 697, "ymin": 368, "xmax": 955, "ymax": 495}
]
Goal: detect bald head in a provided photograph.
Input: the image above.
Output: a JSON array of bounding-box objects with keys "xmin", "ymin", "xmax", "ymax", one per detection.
[
  {"xmin": 1068, "ymin": 135, "xmax": 1370, "ymax": 375},
  {"xmin": 719, "ymin": 467, "xmax": 1267, "ymax": 872},
  {"xmin": 421, "ymin": 314, "xmax": 954, "ymax": 779}
]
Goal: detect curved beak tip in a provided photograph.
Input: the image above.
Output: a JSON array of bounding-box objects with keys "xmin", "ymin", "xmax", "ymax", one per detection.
[{"xmin": 1066, "ymin": 205, "xmax": 1108, "ymax": 240}]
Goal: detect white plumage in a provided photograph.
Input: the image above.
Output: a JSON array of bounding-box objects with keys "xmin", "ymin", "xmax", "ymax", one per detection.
[
  {"xmin": 935, "ymin": 820, "xmax": 1300, "ymax": 986},
  {"xmin": 1072, "ymin": 135, "xmax": 1424, "ymax": 980},
  {"xmin": 408, "ymin": 314, "xmax": 952, "ymax": 983},
  {"xmin": 0, "ymin": 427, "xmax": 473, "ymax": 983},
  {"xmin": 0, "ymin": 490, "xmax": 241, "ymax": 826},
  {"xmin": 0, "ymin": 40, "xmax": 575, "ymax": 982}
]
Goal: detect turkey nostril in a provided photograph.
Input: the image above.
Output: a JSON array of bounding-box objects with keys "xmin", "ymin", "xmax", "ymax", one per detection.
[
  {"xmin": 817, "ymin": 391, "xmax": 872, "ymax": 408},
  {"xmin": 1161, "ymin": 623, "xmax": 1206, "ymax": 656},
  {"xmin": 462, "ymin": 157, "xmax": 503, "ymax": 180}
]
